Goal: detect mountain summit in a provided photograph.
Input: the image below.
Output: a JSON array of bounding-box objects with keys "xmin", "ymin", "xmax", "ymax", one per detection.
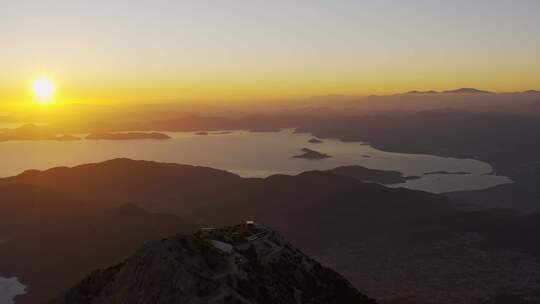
[
  {"xmin": 401, "ymin": 88, "xmax": 494, "ymax": 95},
  {"xmin": 441, "ymin": 88, "xmax": 493, "ymax": 94},
  {"xmin": 48, "ymin": 223, "xmax": 375, "ymax": 304}
]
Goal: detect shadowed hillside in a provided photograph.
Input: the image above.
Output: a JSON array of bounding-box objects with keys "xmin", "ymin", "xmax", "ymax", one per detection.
[{"xmin": 3, "ymin": 159, "xmax": 540, "ymax": 302}]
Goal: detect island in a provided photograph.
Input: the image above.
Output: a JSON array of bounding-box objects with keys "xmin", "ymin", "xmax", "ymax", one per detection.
[
  {"xmin": 327, "ymin": 165, "xmax": 420, "ymax": 184},
  {"xmin": 56, "ymin": 134, "xmax": 82, "ymax": 141},
  {"xmin": 0, "ymin": 124, "xmax": 81, "ymax": 142},
  {"xmin": 293, "ymin": 148, "xmax": 332, "ymax": 159},
  {"xmin": 86, "ymin": 132, "xmax": 171, "ymax": 140},
  {"xmin": 308, "ymin": 137, "xmax": 323, "ymax": 144},
  {"xmin": 424, "ymin": 170, "xmax": 472, "ymax": 175}
]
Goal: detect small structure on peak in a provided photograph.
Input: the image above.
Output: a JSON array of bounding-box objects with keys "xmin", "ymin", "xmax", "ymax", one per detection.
[{"xmin": 48, "ymin": 222, "xmax": 375, "ymax": 304}]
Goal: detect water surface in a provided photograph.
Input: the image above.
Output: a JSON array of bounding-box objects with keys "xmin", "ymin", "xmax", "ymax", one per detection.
[
  {"xmin": 0, "ymin": 277, "xmax": 26, "ymax": 304},
  {"xmin": 0, "ymin": 129, "xmax": 511, "ymax": 193},
  {"xmin": 0, "ymin": 238, "xmax": 27, "ymax": 304}
]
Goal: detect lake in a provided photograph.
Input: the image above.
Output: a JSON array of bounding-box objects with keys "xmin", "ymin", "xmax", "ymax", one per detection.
[
  {"xmin": 0, "ymin": 238, "xmax": 27, "ymax": 304},
  {"xmin": 0, "ymin": 277, "xmax": 26, "ymax": 304},
  {"xmin": 0, "ymin": 129, "xmax": 511, "ymax": 193}
]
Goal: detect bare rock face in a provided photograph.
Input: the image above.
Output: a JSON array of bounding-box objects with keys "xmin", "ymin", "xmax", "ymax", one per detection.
[{"xmin": 48, "ymin": 224, "xmax": 375, "ymax": 304}]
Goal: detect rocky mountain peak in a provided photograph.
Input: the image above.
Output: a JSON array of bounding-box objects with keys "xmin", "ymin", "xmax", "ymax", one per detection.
[{"xmin": 48, "ymin": 223, "xmax": 375, "ymax": 304}]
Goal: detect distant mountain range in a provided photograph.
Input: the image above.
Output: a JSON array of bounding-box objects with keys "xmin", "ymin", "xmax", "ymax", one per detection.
[{"xmin": 402, "ymin": 88, "xmax": 540, "ymax": 95}]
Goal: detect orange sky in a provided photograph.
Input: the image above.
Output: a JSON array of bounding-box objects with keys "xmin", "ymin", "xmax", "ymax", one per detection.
[{"xmin": 1, "ymin": 1, "xmax": 539, "ymax": 105}]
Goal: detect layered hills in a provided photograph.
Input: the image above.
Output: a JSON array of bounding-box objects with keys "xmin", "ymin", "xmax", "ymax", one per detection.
[{"xmin": 2, "ymin": 159, "xmax": 540, "ymax": 303}]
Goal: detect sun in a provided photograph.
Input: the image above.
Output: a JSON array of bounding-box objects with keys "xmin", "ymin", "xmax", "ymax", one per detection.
[{"xmin": 32, "ymin": 78, "xmax": 56, "ymax": 103}]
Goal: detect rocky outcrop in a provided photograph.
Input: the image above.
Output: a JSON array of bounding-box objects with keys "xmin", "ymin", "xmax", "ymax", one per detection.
[{"xmin": 48, "ymin": 224, "xmax": 375, "ymax": 304}]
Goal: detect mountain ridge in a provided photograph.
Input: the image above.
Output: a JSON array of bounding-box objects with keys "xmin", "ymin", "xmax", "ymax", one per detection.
[
  {"xmin": 48, "ymin": 223, "xmax": 376, "ymax": 304},
  {"xmin": 401, "ymin": 88, "xmax": 494, "ymax": 95},
  {"xmin": 4, "ymin": 159, "xmax": 540, "ymax": 303}
]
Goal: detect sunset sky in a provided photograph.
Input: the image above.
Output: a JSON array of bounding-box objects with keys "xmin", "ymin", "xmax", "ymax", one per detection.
[{"xmin": 1, "ymin": 0, "xmax": 540, "ymax": 104}]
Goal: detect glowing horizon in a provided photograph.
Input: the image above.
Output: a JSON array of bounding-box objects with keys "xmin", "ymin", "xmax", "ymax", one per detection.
[{"xmin": 1, "ymin": 1, "xmax": 540, "ymax": 104}]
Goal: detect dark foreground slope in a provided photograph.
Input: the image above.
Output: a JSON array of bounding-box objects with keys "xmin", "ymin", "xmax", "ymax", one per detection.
[
  {"xmin": 4, "ymin": 159, "xmax": 540, "ymax": 303},
  {"xmin": 0, "ymin": 182, "xmax": 195, "ymax": 304},
  {"xmin": 48, "ymin": 224, "xmax": 375, "ymax": 304}
]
